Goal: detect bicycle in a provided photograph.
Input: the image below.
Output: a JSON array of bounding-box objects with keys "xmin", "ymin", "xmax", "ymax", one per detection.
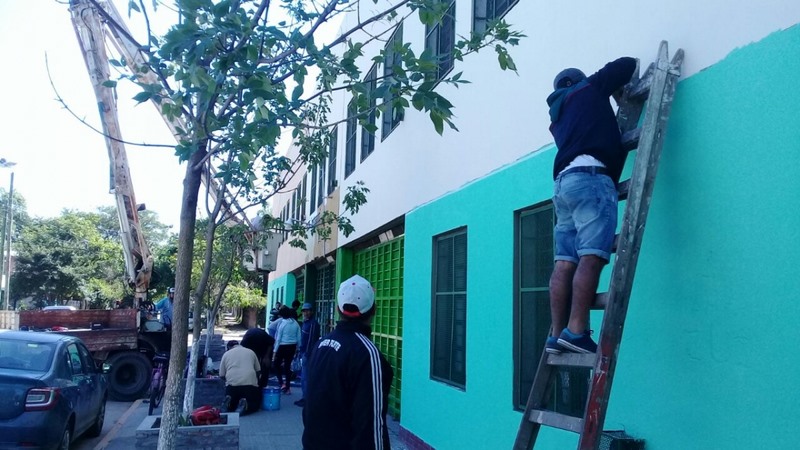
[{"xmin": 148, "ymin": 352, "xmax": 169, "ymax": 415}]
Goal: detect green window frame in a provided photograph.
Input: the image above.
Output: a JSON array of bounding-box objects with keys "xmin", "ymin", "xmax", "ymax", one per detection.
[
  {"xmin": 431, "ymin": 227, "xmax": 467, "ymax": 388},
  {"xmin": 513, "ymin": 204, "xmax": 589, "ymax": 414},
  {"xmin": 425, "ymin": 0, "xmax": 456, "ymax": 82},
  {"xmin": 473, "ymin": 0, "xmax": 518, "ymax": 33}
]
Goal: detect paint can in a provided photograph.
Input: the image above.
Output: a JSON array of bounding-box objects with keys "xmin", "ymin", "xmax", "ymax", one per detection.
[{"xmin": 262, "ymin": 387, "xmax": 281, "ymax": 411}]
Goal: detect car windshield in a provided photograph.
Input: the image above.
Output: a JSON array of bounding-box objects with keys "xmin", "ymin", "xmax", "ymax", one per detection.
[{"xmin": 0, "ymin": 339, "xmax": 55, "ymax": 372}]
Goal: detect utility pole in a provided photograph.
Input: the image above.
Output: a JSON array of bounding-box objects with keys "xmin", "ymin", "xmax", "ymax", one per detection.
[
  {"xmin": 4, "ymin": 171, "xmax": 13, "ymax": 310},
  {"xmin": 0, "ymin": 158, "xmax": 15, "ymax": 310}
]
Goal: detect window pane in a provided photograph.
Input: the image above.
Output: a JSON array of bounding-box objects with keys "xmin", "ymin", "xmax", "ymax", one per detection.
[
  {"xmin": 431, "ymin": 228, "xmax": 467, "ymax": 388},
  {"xmin": 328, "ymin": 126, "xmax": 338, "ymax": 193}
]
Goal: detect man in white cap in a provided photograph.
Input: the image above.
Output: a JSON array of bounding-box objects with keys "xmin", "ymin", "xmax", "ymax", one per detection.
[{"xmin": 302, "ymin": 274, "xmax": 393, "ymax": 450}]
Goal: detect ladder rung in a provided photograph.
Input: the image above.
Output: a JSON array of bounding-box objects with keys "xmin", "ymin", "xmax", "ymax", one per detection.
[
  {"xmin": 621, "ymin": 127, "xmax": 641, "ymax": 151},
  {"xmin": 529, "ymin": 409, "xmax": 584, "ymax": 433},
  {"xmin": 627, "ymin": 62, "xmax": 655, "ymax": 100},
  {"xmin": 591, "ymin": 292, "xmax": 608, "ymax": 310},
  {"xmin": 546, "ymin": 352, "xmax": 596, "ymax": 368},
  {"xmin": 617, "ymin": 179, "xmax": 630, "ymax": 201}
]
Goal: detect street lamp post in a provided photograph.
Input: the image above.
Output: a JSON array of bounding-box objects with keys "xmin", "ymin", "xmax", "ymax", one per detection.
[{"xmin": 0, "ymin": 158, "xmax": 16, "ymax": 310}]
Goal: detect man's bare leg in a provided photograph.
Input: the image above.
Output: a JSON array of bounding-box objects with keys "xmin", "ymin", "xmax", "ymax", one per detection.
[
  {"xmin": 549, "ymin": 260, "xmax": 577, "ymax": 337},
  {"xmin": 567, "ymin": 255, "xmax": 606, "ymax": 334}
]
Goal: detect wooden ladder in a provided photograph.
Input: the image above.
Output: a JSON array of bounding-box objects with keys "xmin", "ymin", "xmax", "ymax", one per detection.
[{"xmin": 514, "ymin": 41, "xmax": 684, "ymax": 450}]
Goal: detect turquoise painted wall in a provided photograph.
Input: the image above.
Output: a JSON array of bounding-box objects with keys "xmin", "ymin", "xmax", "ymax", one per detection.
[
  {"xmin": 267, "ymin": 272, "xmax": 296, "ymax": 318},
  {"xmin": 402, "ymin": 26, "xmax": 800, "ymax": 450}
]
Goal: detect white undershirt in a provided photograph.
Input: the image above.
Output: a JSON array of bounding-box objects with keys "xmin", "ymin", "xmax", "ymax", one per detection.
[{"xmin": 559, "ymin": 154, "xmax": 606, "ymax": 176}]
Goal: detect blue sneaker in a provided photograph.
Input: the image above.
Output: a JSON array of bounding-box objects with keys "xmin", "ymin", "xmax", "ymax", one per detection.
[
  {"xmin": 557, "ymin": 328, "xmax": 597, "ymax": 354},
  {"xmin": 545, "ymin": 336, "xmax": 563, "ymax": 354}
]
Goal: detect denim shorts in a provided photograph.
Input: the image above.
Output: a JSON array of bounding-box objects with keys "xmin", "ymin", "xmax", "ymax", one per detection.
[{"xmin": 553, "ymin": 171, "xmax": 618, "ymax": 263}]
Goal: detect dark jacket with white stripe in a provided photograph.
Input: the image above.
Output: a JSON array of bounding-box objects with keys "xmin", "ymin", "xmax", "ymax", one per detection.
[{"xmin": 302, "ymin": 320, "xmax": 393, "ymax": 450}]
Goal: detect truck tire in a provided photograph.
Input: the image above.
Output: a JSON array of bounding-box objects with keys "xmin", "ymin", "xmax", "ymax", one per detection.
[{"xmin": 106, "ymin": 351, "xmax": 151, "ymax": 401}]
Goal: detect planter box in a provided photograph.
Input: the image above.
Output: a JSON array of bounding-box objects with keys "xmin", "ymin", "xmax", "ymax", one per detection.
[
  {"xmin": 135, "ymin": 413, "xmax": 239, "ymax": 449},
  {"xmin": 180, "ymin": 377, "xmax": 226, "ymax": 409}
]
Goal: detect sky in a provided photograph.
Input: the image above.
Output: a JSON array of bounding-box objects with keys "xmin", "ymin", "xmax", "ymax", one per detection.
[{"xmin": 0, "ymin": 0, "xmax": 185, "ymax": 229}]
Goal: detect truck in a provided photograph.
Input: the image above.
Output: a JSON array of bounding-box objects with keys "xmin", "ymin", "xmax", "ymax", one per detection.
[{"xmin": 18, "ymin": 309, "xmax": 170, "ymax": 401}]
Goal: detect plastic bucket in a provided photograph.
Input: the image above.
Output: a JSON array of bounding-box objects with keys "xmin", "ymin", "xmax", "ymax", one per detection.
[{"xmin": 262, "ymin": 387, "xmax": 281, "ymax": 411}]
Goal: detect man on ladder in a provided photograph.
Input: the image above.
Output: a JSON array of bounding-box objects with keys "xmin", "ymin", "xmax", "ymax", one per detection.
[{"xmin": 545, "ymin": 57, "xmax": 637, "ymax": 354}]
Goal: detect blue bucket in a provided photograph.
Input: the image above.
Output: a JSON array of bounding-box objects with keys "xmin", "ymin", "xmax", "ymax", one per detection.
[{"xmin": 262, "ymin": 387, "xmax": 281, "ymax": 411}]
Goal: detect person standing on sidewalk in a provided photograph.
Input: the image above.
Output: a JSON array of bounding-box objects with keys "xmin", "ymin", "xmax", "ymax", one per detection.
[
  {"xmin": 302, "ymin": 274, "xmax": 393, "ymax": 450},
  {"xmin": 544, "ymin": 56, "xmax": 637, "ymax": 354},
  {"xmin": 294, "ymin": 303, "xmax": 320, "ymax": 407},
  {"xmin": 273, "ymin": 306, "xmax": 300, "ymax": 394}
]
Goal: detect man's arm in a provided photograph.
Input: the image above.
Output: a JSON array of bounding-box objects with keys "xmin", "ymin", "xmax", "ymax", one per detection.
[{"xmin": 588, "ymin": 57, "xmax": 637, "ymax": 97}]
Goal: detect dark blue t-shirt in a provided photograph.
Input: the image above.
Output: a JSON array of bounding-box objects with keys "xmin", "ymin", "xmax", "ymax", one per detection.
[{"xmin": 547, "ymin": 57, "xmax": 637, "ymax": 183}]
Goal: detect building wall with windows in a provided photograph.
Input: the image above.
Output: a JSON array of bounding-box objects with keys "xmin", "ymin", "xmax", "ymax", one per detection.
[
  {"xmin": 400, "ymin": 25, "xmax": 800, "ymax": 449},
  {"xmin": 329, "ymin": 0, "xmax": 800, "ymax": 250}
]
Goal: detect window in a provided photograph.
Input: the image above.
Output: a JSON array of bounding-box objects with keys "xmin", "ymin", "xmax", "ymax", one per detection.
[
  {"xmin": 382, "ymin": 24, "xmax": 405, "ymax": 140},
  {"xmin": 473, "ymin": 0, "xmax": 518, "ymax": 33},
  {"xmin": 327, "ymin": 126, "xmax": 338, "ymax": 194},
  {"xmin": 345, "ymin": 100, "xmax": 358, "ymax": 178},
  {"xmin": 310, "ymin": 166, "xmax": 318, "ymax": 215},
  {"xmin": 425, "ymin": 0, "xmax": 456, "ymax": 82},
  {"xmin": 300, "ymin": 177, "xmax": 307, "ymax": 221},
  {"xmin": 431, "ymin": 228, "xmax": 467, "ymax": 388},
  {"xmin": 67, "ymin": 343, "xmax": 85, "ymax": 376},
  {"xmin": 361, "ymin": 65, "xmax": 378, "ymax": 162},
  {"xmin": 513, "ymin": 205, "xmax": 588, "ymax": 414},
  {"xmin": 317, "ymin": 154, "xmax": 326, "ymax": 207}
]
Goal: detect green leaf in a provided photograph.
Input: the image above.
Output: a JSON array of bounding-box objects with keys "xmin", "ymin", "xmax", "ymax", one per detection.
[
  {"xmin": 133, "ymin": 91, "xmax": 153, "ymax": 103},
  {"xmin": 102, "ymin": 80, "xmax": 118, "ymax": 88},
  {"xmin": 430, "ymin": 111, "xmax": 444, "ymax": 135}
]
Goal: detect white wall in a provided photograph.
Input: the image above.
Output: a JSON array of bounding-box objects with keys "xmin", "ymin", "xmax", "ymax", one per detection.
[{"xmin": 331, "ymin": 0, "xmax": 800, "ymax": 245}]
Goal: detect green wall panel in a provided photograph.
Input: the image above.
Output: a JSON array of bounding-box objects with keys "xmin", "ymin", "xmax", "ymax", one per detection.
[{"xmin": 354, "ymin": 237, "xmax": 405, "ymax": 418}]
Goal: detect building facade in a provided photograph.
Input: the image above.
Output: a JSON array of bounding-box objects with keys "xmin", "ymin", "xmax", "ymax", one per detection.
[{"xmin": 270, "ymin": 1, "xmax": 800, "ymax": 448}]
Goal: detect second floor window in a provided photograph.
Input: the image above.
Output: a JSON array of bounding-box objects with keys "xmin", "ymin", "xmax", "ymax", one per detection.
[
  {"xmin": 327, "ymin": 126, "xmax": 338, "ymax": 194},
  {"xmin": 425, "ymin": 0, "xmax": 456, "ymax": 82},
  {"xmin": 361, "ymin": 65, "xmax": 377, "ymax": 161},
  {"xmin": 345, "ymin": 100, "xmax": 357, "ymax": 178},
  {"xmin": 473, "ymin": 0, "xmax": 518, "ymax": 33},
  {"xmin": 382, "ymin": 24, "xmax": 405, "ymax": 141}
]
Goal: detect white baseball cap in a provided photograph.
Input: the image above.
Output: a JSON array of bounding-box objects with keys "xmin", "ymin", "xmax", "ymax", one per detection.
[{"xmin": 337, "ymin": 275, "xmax": 375, "ymax": 318}]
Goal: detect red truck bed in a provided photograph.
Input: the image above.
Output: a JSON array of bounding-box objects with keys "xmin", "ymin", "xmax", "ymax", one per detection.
[{"xmin": 18, "ymin": 309, "xmax": 139, "ymax": 352}]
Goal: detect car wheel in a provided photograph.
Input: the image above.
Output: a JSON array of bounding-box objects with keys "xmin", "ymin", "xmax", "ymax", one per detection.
[
  {"xmin": 106, "ymin": 352, "xmax": 152, "ymax": 401},
  {"xmin": 56, "ymin": 425, "xmax": 71, "ymax": 450},
  {"xmin": 84, "ymin": 396, "xmax": 106, "ymax": 438}
]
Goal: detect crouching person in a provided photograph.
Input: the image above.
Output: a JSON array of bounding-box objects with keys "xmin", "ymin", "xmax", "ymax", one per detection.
[{"xmin": 219, "ymin": 340, "xmax": 261, "ymax": 416}]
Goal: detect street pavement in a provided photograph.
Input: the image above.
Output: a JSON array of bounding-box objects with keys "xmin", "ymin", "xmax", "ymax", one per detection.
[
  {"xmin": 73, "ymin": 321, "xmax": 410, "ymax": 450},
  {"xmin": 73, "ymin": 388, "xmax": 409, "ymax": 450}
]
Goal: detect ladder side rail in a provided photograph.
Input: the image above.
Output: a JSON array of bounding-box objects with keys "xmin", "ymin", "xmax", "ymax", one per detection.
[
  {"xmin": 514, "ymin": 342, "xmax": 557, "ymax": 450},
  {"xmin": 577, "ymin": 42, "xmax": 683, "ymax": 450}
]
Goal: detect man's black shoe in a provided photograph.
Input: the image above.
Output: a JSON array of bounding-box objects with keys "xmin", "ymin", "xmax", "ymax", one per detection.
[{"xmin": 294, "ymin": 399, "xmax": 305, "ymax": 407}]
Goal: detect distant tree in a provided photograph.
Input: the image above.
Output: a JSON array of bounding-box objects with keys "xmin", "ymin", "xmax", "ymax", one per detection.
[{"xmin": 11, "ymin": 212, "xmax": 124, "ymax": 308}]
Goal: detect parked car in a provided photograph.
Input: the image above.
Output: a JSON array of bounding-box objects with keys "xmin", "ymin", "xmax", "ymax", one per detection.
[
  {"xmin": 42, "ymin": 305, "xmax": 77, "ymax": 311},
  {"xmin": 0, "ymin": 330, "xmax": 108, "ymax": 449}
]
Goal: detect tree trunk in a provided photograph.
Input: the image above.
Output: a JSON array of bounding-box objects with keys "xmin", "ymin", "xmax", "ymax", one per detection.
[
  {"xmin": 157, "ymin": 143, "xmax": 206, "ymax": 450},
  {"xmin": 242, "ymin": 307, "xmax": 258, "ymax": 328}
]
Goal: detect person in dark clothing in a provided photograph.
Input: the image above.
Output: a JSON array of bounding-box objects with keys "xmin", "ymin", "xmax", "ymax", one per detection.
[
  {"xmin": 302, "ymin": 275, "xmax": 393, "ymax": 450},
  {"xmin": 545, "ymin": 57, "xmax": 637, "ymax": 355},
  {"xmin": 294, "ymin": 302, "xmax": 320, "ymax": 407},
  {"xmin": 241, "ymin": 327, "xmax": 275, "ymax": 388}
]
